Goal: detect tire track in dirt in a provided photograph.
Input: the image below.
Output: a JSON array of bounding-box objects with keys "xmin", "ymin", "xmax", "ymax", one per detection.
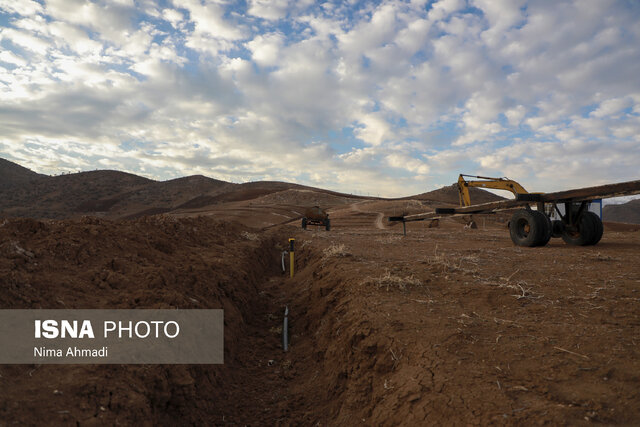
[
  {"xmin": 350, "ymin": 201, "xmax": 387, "ymax": 230},
  {"xmin": 374, "ymin": 212, "xmax": 386, "ymax": 230}
]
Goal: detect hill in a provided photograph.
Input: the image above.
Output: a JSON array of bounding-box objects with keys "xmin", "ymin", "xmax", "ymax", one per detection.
[
  {"xmin": 0, "ymin": 159, "xmax": 367, "ymax": 220},
  {"xmin": 0, "ymin": 169, "xmax": 154, "ymax": 219},
  {"xmin": 0, "ymin": 158, "xmax": 504, "ymax": 221},
  {"xmin": 0, "ymin": 158, "xmax": 45, "ymax": 190},
  {"xmin": 410, "ymin": 183, "xmax": 504, "ymax": 205},
  {"xmin": 603, "ymin": 198, "xmax": 640, "ymax": 224}
]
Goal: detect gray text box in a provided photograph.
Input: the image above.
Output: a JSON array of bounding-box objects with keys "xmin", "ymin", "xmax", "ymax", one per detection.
[{"xmin": 0, "ymin": 310, "xmax": 223, "ymax": 364}]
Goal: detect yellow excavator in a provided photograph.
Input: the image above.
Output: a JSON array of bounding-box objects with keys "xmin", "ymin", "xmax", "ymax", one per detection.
[{"xmin": 457, "ymin": 174, "xmax": 530, "ymax": 206}]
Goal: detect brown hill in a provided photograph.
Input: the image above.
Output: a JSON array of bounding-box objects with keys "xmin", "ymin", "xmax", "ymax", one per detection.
[
  {"xmin": 603, "ymin": 198, "xmax": 640, "ymax": 224},
  {"xmin": 0, "ymin": 168, "xmax": 154, "ymax": 219},
  {"xmin": 102, "ymin": 175, "xmax": 234, "ymax": 218},
  {"xmin": 0, "ymin": 158, "xmax": 503, "ymax": 220},
  {"xmin": 0, "ymin": 158, "xmax": 45, "ymax": 190},
  {"xmin": 410, "ymin": 183, "xmax": 504, "ymax": 205},
  {"xmin": 0, "ymin": 159, "xmax": 367, "ymax": 220}
]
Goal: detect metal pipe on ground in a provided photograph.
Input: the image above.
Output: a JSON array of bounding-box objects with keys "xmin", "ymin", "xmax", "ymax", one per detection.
[
  {"xmin": 283, "ymin": 306, "xmax": 289, "ymax": 352},
  {"xmin": 281, "ymin": 251, "xmax": 287, "ymax": 273}
]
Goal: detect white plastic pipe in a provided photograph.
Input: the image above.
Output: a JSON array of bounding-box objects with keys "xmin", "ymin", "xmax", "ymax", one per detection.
[{"xmin": 283, "ymin": 306, "xmax": 289, "ymax": 352}]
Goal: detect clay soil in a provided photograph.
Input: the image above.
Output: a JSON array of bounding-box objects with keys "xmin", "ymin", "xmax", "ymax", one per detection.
[{"xmin": 1, "ymin": 200, "xmax": 639, "ymax": 425}]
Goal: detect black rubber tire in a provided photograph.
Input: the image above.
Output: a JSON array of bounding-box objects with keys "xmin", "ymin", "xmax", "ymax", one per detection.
[
  {"xmin": 509, "ymin": 209, "xmax": 544, "ymax": 247},
  {"xmin": 561, "ymin": 213, "xmax": 596, "ymax": 246},
  {"xmin": 584, "ymin": 212, "xmax": 603, "ymax": 245},
  {"xmin": 531, "ymin": 210, "xmax": 551, "ymax": 246},
  {"xmin": 325, "ymin": 219, "xmax": 331, "ymax": 231},
  {"xmin": 302, "ymin": 218, "xmax": 307, "ymax": 230},
  {"xmin": 551, "ymin": 220, "xmax": 564, "ymax": 238}
]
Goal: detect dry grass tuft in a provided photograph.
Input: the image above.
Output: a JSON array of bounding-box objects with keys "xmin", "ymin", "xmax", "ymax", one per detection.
[
  {"xmin": 491, "ymin": 269, "xmax": 543, "ymax": 300},
  {"xmin": 319, "ymin": 243, "xmax": 352, "ymax": 267},
  {"xmin": 322, "ymin": 243, "xmax": 351, "ymax": 259},
  {"xmin": 269, "ymin": 325, "xmax": 282, "ymax": 334},
  {"xmin": 241, "ymin": 231, "xmax": 259, "ymax": 241},
  {"xmin": 362, "ymin": 271, "xmax": 422, "ymax": 291},
  {"xmin": 376, "ymin": 235, "xmax": 403, "ymax": 244},
  {"xmin": 425, "ymin": 244, "xmax": 479, "ymax": 274}
]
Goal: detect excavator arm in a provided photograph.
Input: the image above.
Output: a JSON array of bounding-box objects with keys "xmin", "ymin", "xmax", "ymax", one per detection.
[{"xmin": 457, "ymin": 174, "xmax": 529, "ymax": 207}]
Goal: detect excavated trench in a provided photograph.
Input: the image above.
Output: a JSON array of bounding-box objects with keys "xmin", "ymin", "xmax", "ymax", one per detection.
[{"xmin": 0, "ymin": 216, "xmax": 353, "ymax": 425}]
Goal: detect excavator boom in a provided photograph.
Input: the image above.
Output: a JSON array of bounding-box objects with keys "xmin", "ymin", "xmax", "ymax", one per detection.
[{"xmin": 457, "ymin": 174, "xmax": 529, "ymax": 206}]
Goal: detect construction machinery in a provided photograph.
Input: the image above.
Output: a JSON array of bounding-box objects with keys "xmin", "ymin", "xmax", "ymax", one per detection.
[
  {"xmin": 389, "ymin": 177, "xmax": 640, "ymax": 248},
  {"xmin": 457, "ymin": 174, "xmax": 530, "ymax": 206},
  {"xmin": 302, "ymin": 206, "xmax": 331, "ymax": 231}
]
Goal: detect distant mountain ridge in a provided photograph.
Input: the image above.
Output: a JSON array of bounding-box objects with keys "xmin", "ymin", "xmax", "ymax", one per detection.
[
  {"xmin": 0, "ymin": 158, "xmax": 373, "ymax": 219},
  {"xmin": 411, "ymin": 183, "xmax": 504, "ymax": 205},
  {"xmin": 603, "ymin": 199, "xmax": 640, "ymax": 224},
  {"xmin": 5, "ymin": 158, "xmax": 596, "ymax": 221}
]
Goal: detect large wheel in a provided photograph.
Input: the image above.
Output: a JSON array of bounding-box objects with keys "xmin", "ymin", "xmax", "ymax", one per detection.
[
  {"xmin": 561, "ymin": 213, "xmax": 596, "ymax": 246},
  {"xmin": 302, "ymin": 217, "xmax": 307, "ymax": 230},
  {"xmin": 325, "ymin": 218, "xmax": 331, "ymax": 231},
  {"xmin": 531, "ymin": 210, "xmax": 551, "ymax": 246},
  {"xmin": 551, "ymin": 220, "xmax": 564, "ymax": 238},
  {"xmin": 584, "ymin": 212, "xmax": 603, "ymax": 245},
  {"xmin": 509, "ymin": 209, "xmax": 546, "ymax": 247}
]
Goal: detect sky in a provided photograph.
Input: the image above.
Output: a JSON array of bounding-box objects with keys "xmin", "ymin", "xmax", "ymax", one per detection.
[{"xmin": 0, "ymin": 0, "xmax": 639, "ymax": 197}]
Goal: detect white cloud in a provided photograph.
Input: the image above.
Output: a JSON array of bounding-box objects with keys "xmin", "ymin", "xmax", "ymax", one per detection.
[
  {"xmin": 427, "ymin": 0, "xmax": 465, "ymax": 22},
  {"xmin": 0, "ymin": 0, "xmax": 43, "ymax": 16},
  {"xmin": 590, "ymin": 97, "xmax": 633, "ymax": 118},
  {"xmin": 44, "ymin": 0, "xmax": 135, "ymax": 45},
  {"xmin": 472, "ymin": 0, "xmax": 525, "ymax": 46},
  {"xmin": 1, "ymin": 0, "xmax": 639, "ymax": 197},
  {"xmin": 162, "ymin": 8, "xmax": 184, "ymax": 27},
  {"xmin": 174, "ymin": 0, "xmax": 245, "ymax": 41},
  {"xmin": 354, "ymin": 113, "xmax": 392, "ymax": 146},
  {"xmin": 386, "ymin": 153, "xmax": 429, "ymax": 174},
  {"xmin": 0, "ymin": 27, "xmax": 51, "ymax": 54},
  {"xmin": 246, "ymin": 33, "xmax": 284, "ymax": 67},
  {"xmin": 48, "ymin": 21, "xmax": 102, "ymax": 55},
  {"xmin": 505, "ymin": 105, "xmax": 526, "ymax": 126},
  {"xmin": 0, "ymin": 50, "xmax": 27, "ymax": 66},
  {"xmin": 247, "ymin": 0, "xmax": 290, "ymax": 21}
]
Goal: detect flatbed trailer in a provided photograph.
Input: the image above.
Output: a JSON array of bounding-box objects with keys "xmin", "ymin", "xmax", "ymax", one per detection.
[{"xmin": 389, "ymin": 179, "xmax": 640, "ymax": 247}]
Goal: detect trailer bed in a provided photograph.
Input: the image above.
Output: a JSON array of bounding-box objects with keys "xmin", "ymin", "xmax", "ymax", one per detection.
[{"xmin": 389, "ymin": 178, "xmax": 640, "ymax": 247}]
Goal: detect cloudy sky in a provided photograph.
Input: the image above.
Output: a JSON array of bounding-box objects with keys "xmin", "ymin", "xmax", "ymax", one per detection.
[{"xmin": 1, "ymin": 0, "xmax": 639, "ymax": 197}]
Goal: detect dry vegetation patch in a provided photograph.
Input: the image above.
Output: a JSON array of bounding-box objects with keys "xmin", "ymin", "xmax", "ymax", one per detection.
[
  {"xmin": 322, "ymin": 243, "xmax": 351, "ymax": 259},
  {"xmin": 362, "ymin": 270, "xmax": 423, "ymax": 291},
  {"xmin": 424, "ymin": 245, "xmax": 480, "ymax": 274},
  {"xmin": 241, "ymin": 231, "xmax": 259, "ymax": 241}
]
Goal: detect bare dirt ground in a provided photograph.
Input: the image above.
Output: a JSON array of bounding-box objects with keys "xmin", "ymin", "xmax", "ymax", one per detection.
[{"xmin": 1, "ymin": 197, "xmax": 639, "ymax": 425}]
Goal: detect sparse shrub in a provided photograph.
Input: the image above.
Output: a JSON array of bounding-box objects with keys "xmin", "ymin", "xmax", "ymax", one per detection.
[
  {"xmin": 241, "ymin": 231, "xmax": 259, "ymax": 241},
  {"xmin": 425, "ymin": 244, "xmax": 479, "ymax": 274},
  {"xmin": 322, "ymin": 243, "xmax": 350, "ymax": 259},
  {"xmin": 362, "ymin": 271, "xmax": 422, "ymax": 291}
]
